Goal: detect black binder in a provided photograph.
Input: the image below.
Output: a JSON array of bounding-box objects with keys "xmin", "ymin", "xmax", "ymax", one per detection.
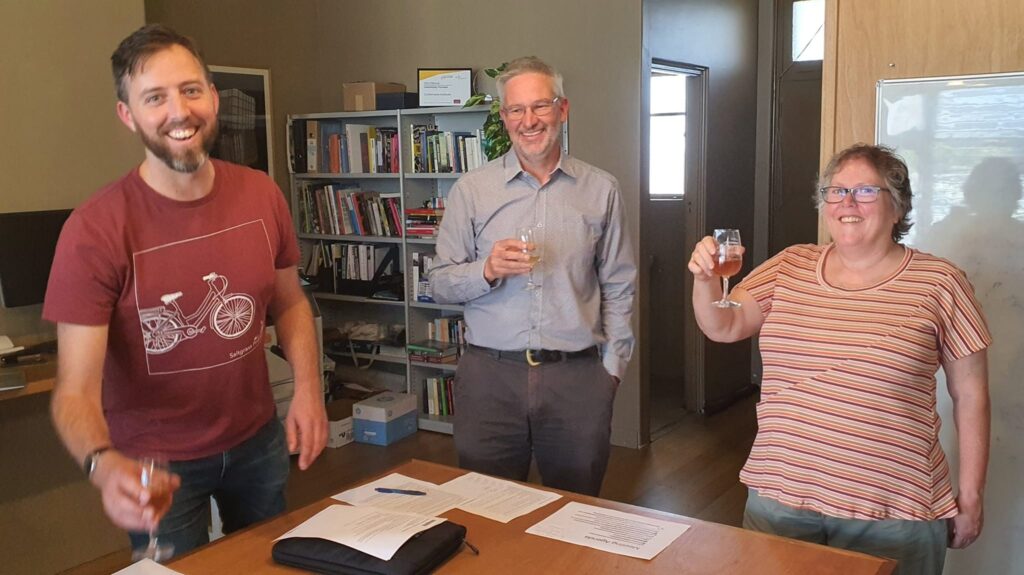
[{"xmin": 271, "ymin": 520, "xmax": 466, "ymax": 575}]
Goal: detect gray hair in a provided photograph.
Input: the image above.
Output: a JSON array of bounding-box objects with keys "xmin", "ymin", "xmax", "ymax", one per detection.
[
  {"xmin": 495, "ymin": 56, "xmax": 565, "ymax": 102},
  {"xmin": 816, "ymin": 143, "xmax": 913, "ymax": 243}
]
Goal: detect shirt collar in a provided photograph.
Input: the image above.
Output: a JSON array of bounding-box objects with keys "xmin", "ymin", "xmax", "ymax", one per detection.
[{"xmin": 501, "ymin": 150, "xmax": 577, "ymax": 184}]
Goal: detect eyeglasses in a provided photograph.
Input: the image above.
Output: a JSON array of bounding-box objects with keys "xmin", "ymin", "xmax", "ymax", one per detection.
[
  {"xmin": 819, "ymin": 185, "xmax": 888, "ymax": 204},
  {"xmin": 502, "ymin": 97, "xmax": 561, "ymax": 121}
]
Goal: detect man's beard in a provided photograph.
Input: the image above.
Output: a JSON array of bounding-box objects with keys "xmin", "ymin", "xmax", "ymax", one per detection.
[{"xmin": 140, "ymin": 121, "xmax": 219, "ymax": 173}]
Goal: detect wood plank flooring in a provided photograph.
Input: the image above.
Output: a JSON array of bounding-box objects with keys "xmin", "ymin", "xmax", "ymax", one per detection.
[{"xmin": 62, "ymin": 392, "xmax": 757, "ymax": 574}]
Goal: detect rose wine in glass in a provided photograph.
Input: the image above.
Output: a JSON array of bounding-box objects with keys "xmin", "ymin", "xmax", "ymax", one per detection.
[
  {"xmin": 712, "ymin": 229, "xmax": 742, "ymax": 308},
  {"xmin": 516, "ymin": 226, "xmax": 541, "ymax": 290},
  {"xmin": 132, "ymin": 457, "xmax": 176, "ymax": 562}
]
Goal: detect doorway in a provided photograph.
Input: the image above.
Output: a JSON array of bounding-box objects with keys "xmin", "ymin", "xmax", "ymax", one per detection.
[{"xmin": 644, "ymin": 61, "xmax": 707, "ymax": 437}]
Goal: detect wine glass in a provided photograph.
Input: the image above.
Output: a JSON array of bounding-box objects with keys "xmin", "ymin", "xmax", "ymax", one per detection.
[
  {"xmin": 711, "ymin": 229, "xmax": 743, "ymax": 308},
  {"xmin": 516, "ymin": 226, "xmax": 542, "ymax": 290},
  {"xmin": 132, "ymin": 457, "xmax": 176, "ymax": 562}
]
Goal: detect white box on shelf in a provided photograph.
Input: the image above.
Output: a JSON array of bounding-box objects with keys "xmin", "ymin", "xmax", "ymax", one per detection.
[{"xmin": 352, "ymin": 392, "xmax": 417, "ymax": 422}]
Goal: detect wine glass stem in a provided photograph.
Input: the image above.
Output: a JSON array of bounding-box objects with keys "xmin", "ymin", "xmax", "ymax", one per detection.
[{"xmin": 721, "ymin": 276, "xmax": 730, "ymax": 301}]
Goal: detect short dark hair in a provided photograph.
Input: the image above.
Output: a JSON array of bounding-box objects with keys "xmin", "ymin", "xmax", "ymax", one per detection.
[
  {"xmin": 817, "ymin": 143, "xmax": 913, "ymax": 243},
  {"xmin": 111, "ymin": 24, "xmax": 211, "ymax": 103}
]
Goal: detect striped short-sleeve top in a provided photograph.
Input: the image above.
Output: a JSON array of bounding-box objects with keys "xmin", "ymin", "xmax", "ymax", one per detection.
[{"xmin": 735, "ymin": 243, "xmax": 991, "ymax": 521}]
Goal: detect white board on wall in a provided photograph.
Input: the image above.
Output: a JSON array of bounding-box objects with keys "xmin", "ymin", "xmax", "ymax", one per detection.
[{"xmin": 878, "ymin": 72, "xmax": 1024, "ymax": 575}]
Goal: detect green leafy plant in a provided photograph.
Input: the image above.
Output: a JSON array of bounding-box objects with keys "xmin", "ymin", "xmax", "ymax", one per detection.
[{"xmin": 464, "ymin": 63, "xmax": 510, "ymax": 161}]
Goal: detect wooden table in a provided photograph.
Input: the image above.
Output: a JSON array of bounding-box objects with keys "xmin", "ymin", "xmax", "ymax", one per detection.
[{"xmin": 169, "ymin": 459, "xmax": 895, "ymax": 574}]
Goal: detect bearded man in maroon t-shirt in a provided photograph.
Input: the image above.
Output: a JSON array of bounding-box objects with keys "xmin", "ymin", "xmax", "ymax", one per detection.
[{"xmin": 43, "ymin": 24, "xmax": 327, "ymax": 560}]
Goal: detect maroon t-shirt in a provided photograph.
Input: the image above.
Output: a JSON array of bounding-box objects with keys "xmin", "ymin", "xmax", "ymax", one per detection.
[{"xmin": 43, "ymin": 160, "xmax": 299, "ymax": 460}]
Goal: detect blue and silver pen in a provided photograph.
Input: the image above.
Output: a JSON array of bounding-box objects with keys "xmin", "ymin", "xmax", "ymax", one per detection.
[{"xmin": 375, "ymin": 487, "xmax": 427, "ymax": 496}]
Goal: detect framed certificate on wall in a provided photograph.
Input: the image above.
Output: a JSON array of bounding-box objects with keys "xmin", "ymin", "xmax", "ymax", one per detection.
[{"xmin": 417, "ymin": 68, "xmax": 472, "ymax": 107}]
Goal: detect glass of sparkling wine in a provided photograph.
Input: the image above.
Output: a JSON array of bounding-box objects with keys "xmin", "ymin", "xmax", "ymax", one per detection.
[
  {"xmin": 711, "ymin": 228, "xmax": 742, "ymax": 308},
  {"xmin": 516, "ymin": 226, "xmax": 541, "ymax": 290},
  {"xmin": 132, "ymin": 457, "xmax": 176, "ymax": 562}
]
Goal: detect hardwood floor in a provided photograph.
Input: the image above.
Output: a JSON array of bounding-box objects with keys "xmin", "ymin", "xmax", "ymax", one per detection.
[{"xmin": 62, "ymin": 393, "xmax": 757, "ymax": 574}]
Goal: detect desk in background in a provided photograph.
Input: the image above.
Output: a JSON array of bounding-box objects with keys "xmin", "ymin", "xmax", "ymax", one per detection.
[
  {"xmin": 0, "ymin": 353, "xmax": 56, "ymax": 402},
  {"xmin": 169, "ymin": 459, "xmax": 896, "ymax": 574}
]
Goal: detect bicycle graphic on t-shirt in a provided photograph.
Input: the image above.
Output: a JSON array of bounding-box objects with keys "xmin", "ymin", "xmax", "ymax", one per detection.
[{"xmin": 139, "ymin": 272, "xmax": 255, "ymax": 355}]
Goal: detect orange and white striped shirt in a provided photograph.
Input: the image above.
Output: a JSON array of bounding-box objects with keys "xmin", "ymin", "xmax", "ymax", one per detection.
[{"xmin": 736, "ymin": 243, "xmax": 991, "ymax": 521}]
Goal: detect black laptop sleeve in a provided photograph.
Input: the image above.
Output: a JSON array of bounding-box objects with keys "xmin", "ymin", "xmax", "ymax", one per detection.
[{"xmin": 271, "ymin": 520, "xmax": 467, "ymax": 575}]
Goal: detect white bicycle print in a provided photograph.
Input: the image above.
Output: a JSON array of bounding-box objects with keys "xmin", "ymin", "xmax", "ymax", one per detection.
[{"xmin": 140, "ymin": 272, "xmax": 255, "ymax": 355}]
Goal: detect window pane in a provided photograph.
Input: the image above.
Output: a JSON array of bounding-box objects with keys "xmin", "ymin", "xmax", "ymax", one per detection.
[
  {"xmin": 650, "ymin": 115, "xmax": 686, "ymax": 197},
  {"xmin": 651, "ymin": 73, "xmax": 687, "ymax": 114},
  {"xmin": 793, "ymin": 0, "xmax": 825, "ymax": 62}
]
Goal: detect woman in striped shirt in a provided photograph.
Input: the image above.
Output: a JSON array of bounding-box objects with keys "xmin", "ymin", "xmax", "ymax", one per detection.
[{"xmin": 688, "ymin": 144, "xmax": 991, "ymax": 575}]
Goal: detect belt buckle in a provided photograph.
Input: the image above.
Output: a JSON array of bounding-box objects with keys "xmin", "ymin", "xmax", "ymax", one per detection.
[{"xmin": 526, "ymin": 349, "xmax": 541, "ymax": 367}]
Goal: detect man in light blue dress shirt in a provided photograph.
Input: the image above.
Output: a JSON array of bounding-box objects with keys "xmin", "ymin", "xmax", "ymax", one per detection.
[{"xmin": 429, "ymin": 56, "xmax": 636, "ymax": 496}]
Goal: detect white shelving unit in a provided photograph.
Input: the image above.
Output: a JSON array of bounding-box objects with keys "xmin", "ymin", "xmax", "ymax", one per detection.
[{"xmin": 287, "ymin": 105, "xmax": 489, "ymax": 435}]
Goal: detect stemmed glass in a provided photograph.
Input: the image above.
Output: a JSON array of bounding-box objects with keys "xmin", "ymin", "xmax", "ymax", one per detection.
[
  {"xmin": 132, "ymin": 457, "xmax": 176, "ymax": 562},
  {"xmin": 516, "ymin": 226, "xmax": 542, "ymax": 290},
  {"xmin": 711, "ymin": 229, "xmax": 743, "ymax": 308}
]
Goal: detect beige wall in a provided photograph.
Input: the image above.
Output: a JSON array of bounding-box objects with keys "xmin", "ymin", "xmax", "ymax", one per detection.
[
  {"xmin": 820, "ymin": 1, "xmax": 1024, "ymax": 573},
  {"xmin": 148, "ymin": 0, "xmax": 646, "ymax": 446},
  {"xmin": 0, "ymin": 3, "xmax": 146, "ymax": 573},
  {"xmin": 0, "ymin": 1, "xmax": 143, "ymax": 213}
]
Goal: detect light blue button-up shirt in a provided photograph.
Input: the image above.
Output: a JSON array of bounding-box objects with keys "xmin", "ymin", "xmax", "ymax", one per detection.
[{"xmin": 429, "ymin": 151, "xmax": 636, "ymax": 378}]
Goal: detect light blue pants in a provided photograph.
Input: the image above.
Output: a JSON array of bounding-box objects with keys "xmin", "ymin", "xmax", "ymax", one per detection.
[{"xmin": 743, "ymin": 488, "xmax": 948, "ymax": 575}]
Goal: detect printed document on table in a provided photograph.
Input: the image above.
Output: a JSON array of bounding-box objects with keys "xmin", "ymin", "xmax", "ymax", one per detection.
[
  {"xmin": 275, "ymin": 504, "xmax": 445, "ymax": 561},
  {"xmin": 113, "ymin": 559, "xmax": 183, "ymax": 574},
  {"xmin": 334, "ymin": 472, "xmax": 468, "ymax": 516},
  {"xmin": 441, "ymin": 472, "xmax": 562, "ymax": 523},
  {"xmin": 525, "ymin": 501, "xmax": 690, "ymax": 560}
]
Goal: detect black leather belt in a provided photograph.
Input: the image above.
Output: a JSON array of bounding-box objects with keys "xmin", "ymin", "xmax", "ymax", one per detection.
[{"xmin": 469, "ymin": 344, "xmax": 599, "ymax": 366}]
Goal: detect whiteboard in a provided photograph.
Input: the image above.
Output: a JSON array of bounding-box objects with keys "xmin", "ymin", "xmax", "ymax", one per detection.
[{"xmin": 878, "ymin": 73, "xmax": 1024, "ymax": 575}]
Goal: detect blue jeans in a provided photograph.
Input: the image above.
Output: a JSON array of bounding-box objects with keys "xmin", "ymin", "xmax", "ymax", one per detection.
[{"xmin": 128, "ymin": 417, "xmax": 290, "ymax": 559}]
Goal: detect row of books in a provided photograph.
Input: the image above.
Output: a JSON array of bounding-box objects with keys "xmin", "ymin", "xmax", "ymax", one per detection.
[
  {"xmin": 427, "ymin": 316, "xmax": 465, "ymax": 349},
  {"xmin": 410, "ymin": 125, "xmax": 487, "ymax": 174},
  {"xmin": 423, "ymin": 375, "xmax": 455, "ymax": 416},
  {"xmin": 411, "ymin": 252, "xmax": 435, "ymax": 302},
  {"xmin": 405, "ymin": 207, "xmax": 445, "ymax": 237},
  {"xmin": 290, "ymin": 119, "xmax": 400, "ymax": 175},
  {"xmin": 301, "ymin": 241, "xmax": 398, "ymax": 293},
  {"xmin": 298, "ymin": 183, "xmax": 402, "ymax": 238}
]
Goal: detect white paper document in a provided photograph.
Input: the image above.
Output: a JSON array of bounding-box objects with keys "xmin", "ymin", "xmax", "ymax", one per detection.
[
  {"xmin": 0, "ymin": 335, "xmax": 24, "ymax": 356},
  {"xmin": 276, "ymin": 504, "xmax": 446, "ymax": 561},
  {"xmin": 333, "ymin": 472, "xmax": 468, "ymax": 516},
  {"xmin": 113, "ymin": 558, "xmax": 184, "ymax": 574},
  {"xmin": 440, "ymin": 472, "xmax": 562, "ymax": 523},
  {"xmin": 525, "ymin": 501, "xmax": 690, "ymax": 560}
]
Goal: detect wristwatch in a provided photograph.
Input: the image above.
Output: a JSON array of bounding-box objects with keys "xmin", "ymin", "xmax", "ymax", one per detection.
[{"xmin": 83, "ymin": 446, "xmax": 111, "ymax": 479}]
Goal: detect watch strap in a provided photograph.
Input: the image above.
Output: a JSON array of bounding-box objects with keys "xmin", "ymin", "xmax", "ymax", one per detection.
[{"xmin": 83, "ymin": 446, "xmax": 111, "ymax": 478}]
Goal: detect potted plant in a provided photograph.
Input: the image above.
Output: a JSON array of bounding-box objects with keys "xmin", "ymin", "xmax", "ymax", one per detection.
[{"xmin": 464, "ymin": 63, "xmax": 510, "ymax": 161}]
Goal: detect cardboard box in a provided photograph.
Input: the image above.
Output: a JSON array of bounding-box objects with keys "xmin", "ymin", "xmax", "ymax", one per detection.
[
  {"xmin": 326, "ymin": 399, "xmax": 358, "ymax": 448},
  {"xmin": 342, "ymin": 82, "xmax": 407, "ymax": 112},
  {"xmin": 352, "ymin": 392, "xmax": 417, "ymax": 423},
  {"xmin": 354, "ymin": 410, "xmax": 417, "ymax": 446}
]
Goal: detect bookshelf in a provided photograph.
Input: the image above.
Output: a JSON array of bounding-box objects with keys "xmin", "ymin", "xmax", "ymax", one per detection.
[{"xmin": 287, "ymin": 105, "xmax": 489, "ymax": 435}]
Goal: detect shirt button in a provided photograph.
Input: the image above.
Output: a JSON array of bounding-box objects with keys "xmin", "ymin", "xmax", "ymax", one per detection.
[{"xmin": 536, "ymin": 223, "xmax": 544, "ymax": 228}]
